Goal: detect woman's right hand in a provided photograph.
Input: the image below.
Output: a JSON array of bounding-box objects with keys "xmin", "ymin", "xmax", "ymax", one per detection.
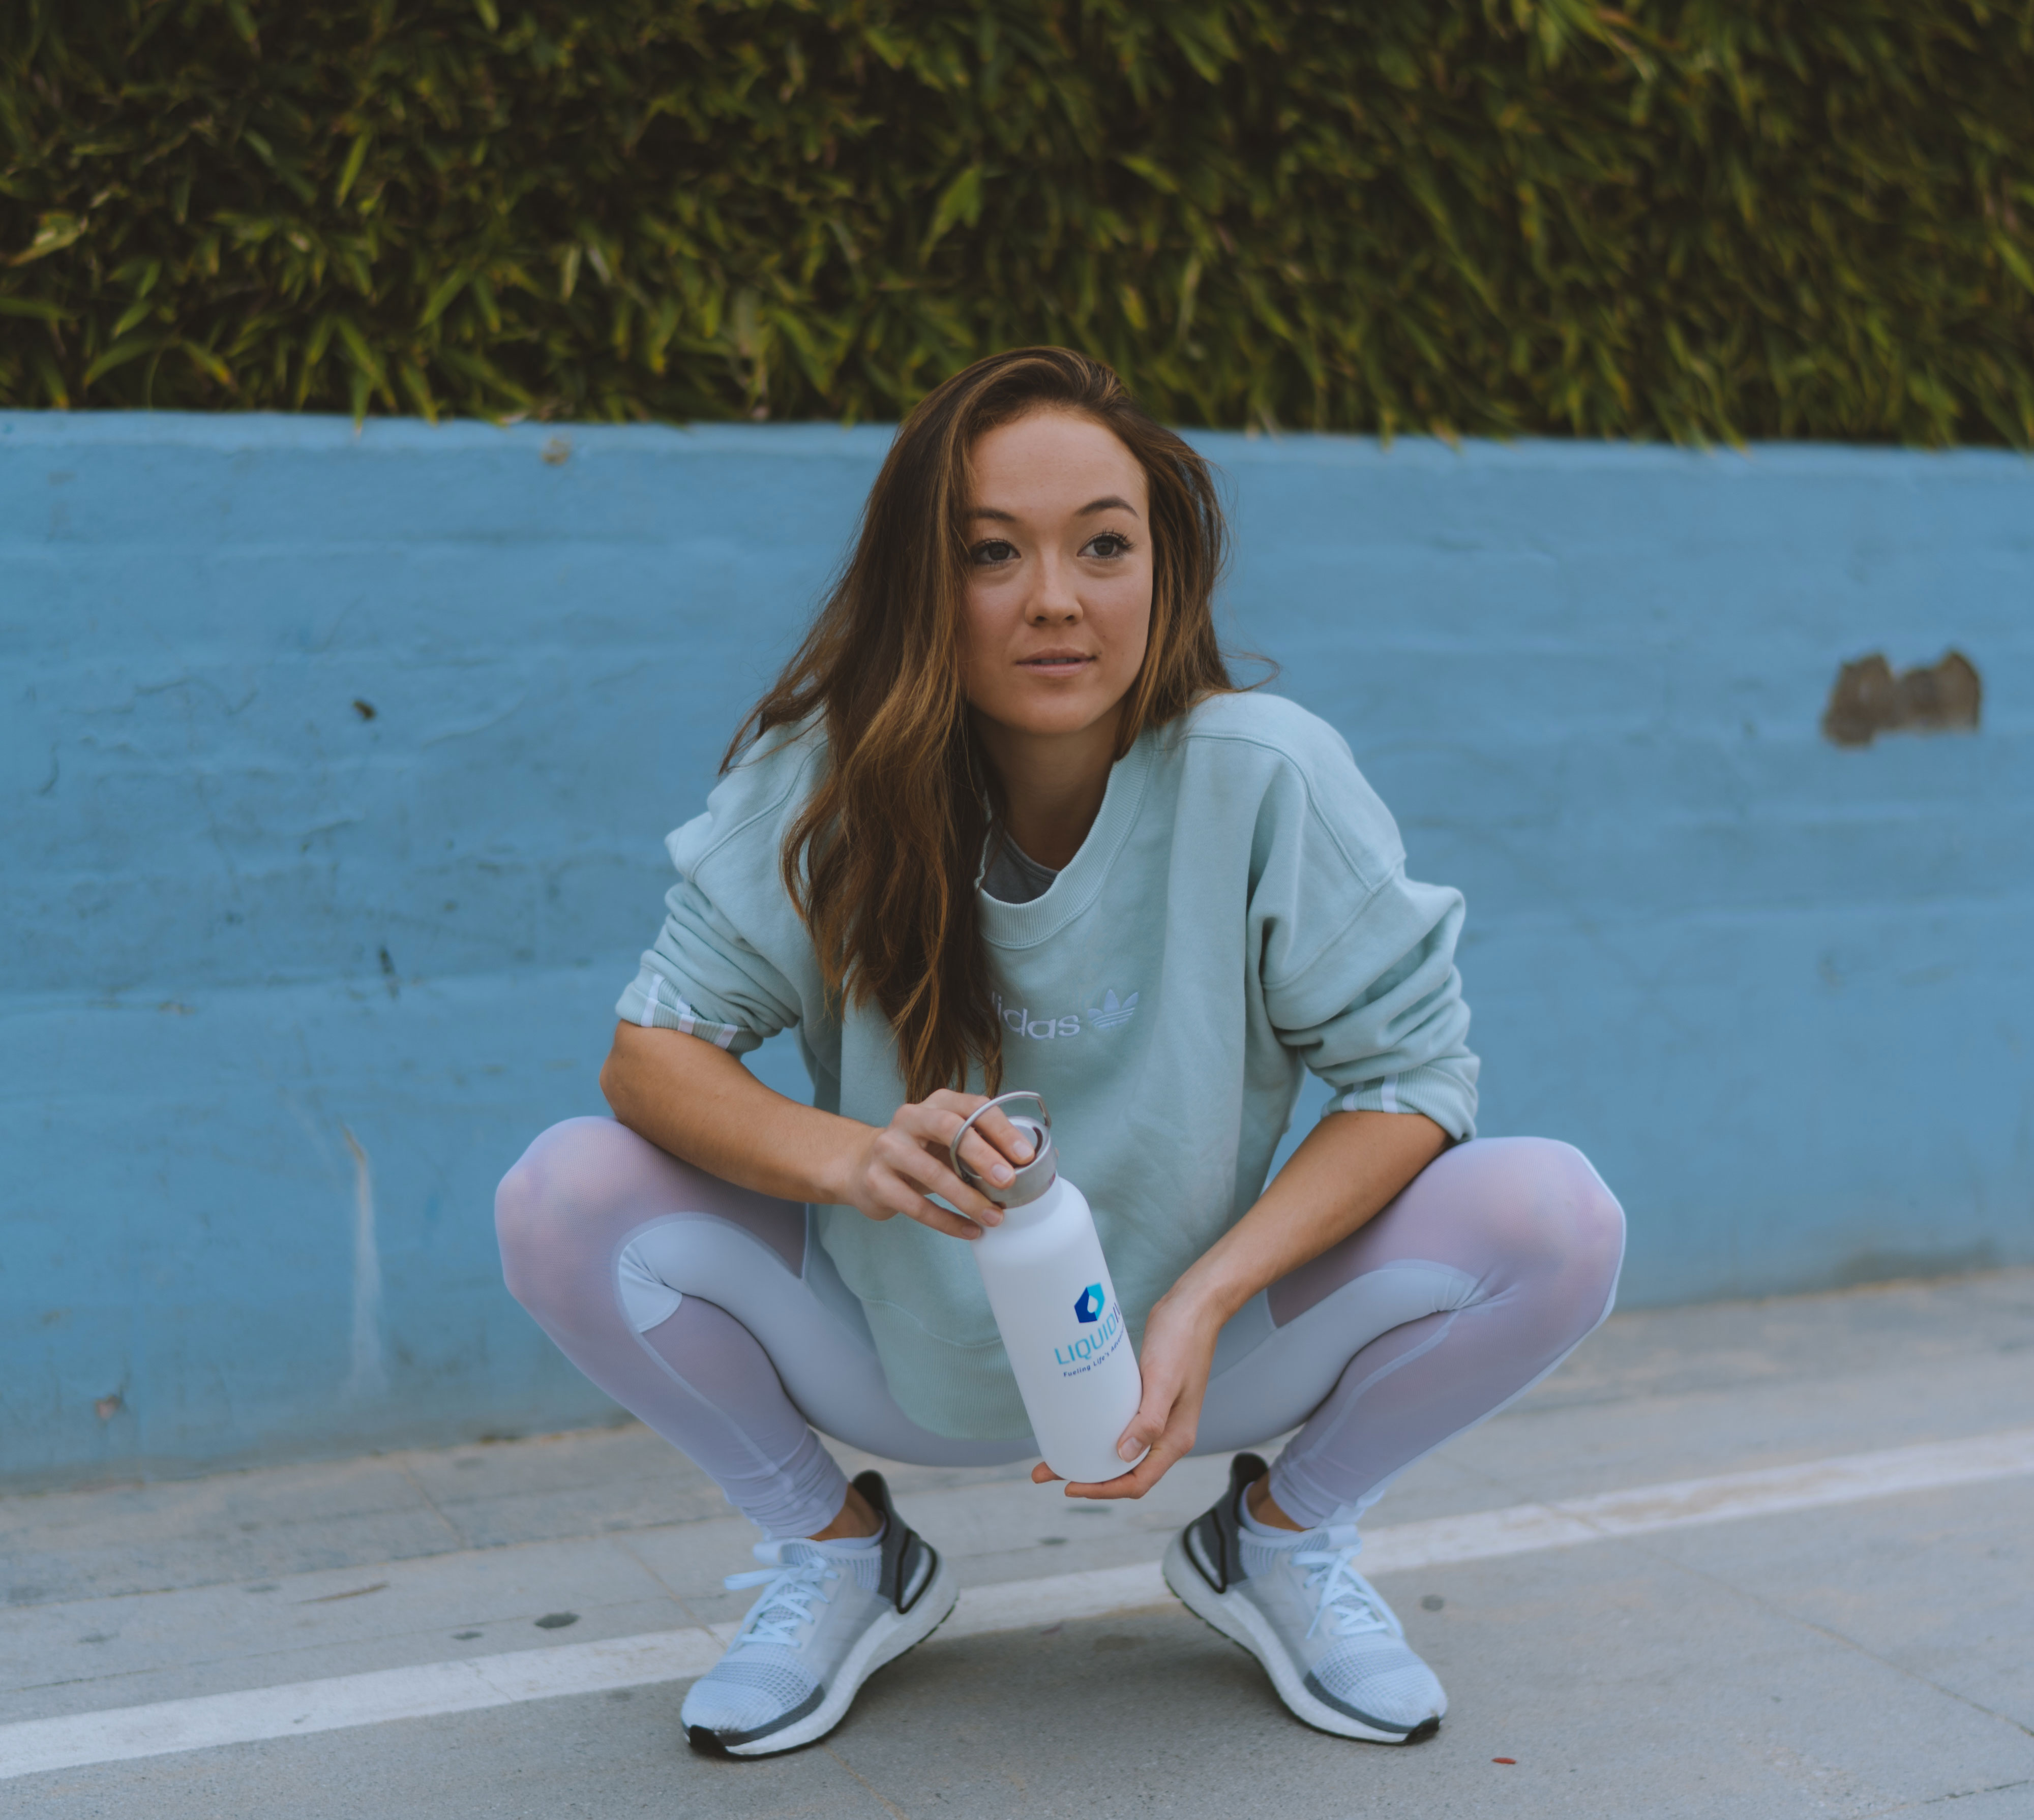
[{"xmin": 840, "ymin": 1090, "xmax": 1036, "ymax": 1239}]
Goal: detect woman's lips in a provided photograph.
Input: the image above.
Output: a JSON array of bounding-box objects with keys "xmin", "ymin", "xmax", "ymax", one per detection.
[{"xmin": 1018, "ymin": 652, "xmax": 1095, "ymax": 673}]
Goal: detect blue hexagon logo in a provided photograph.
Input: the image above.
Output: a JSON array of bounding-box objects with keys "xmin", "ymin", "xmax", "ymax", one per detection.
[{"xmin": 1073, "ymin": 1283, "xmax": 1105, "ymax": 1324}]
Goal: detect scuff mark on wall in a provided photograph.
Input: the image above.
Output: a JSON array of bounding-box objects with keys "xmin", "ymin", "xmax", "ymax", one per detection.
[
  {"xmin": 340, "ymin": 1126, "xmax": 388, "ymax": 1400},
  {"xmin": 1822, "ymin": 651, "xmax": 1981, "ymax": 746}
]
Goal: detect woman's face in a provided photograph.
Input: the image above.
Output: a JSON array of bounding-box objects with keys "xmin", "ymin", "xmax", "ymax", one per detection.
[{"xmin": 959, "ymin": 409, "xmax": 1153, "ymax": 745}]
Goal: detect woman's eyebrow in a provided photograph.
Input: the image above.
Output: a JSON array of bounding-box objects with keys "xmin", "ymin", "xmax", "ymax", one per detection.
[{"xmin": 966, "ymin": 496, "xmax": 1141, "ymax": 522}]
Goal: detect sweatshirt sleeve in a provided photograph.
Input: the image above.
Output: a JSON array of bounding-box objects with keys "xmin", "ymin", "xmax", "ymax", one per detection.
[
  {"xmin": 613, "ymin": 740, "xmax": 815, "ymax": 1054},
  {"xmin": 1250, "ymin": 731, "xmax": 1480, "ymax": 1142}
]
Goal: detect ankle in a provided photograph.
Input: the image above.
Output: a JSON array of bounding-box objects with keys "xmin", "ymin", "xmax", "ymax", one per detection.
[
  {"xmin": 1244, "ymin": 1473, "xmax": 1305, "ymax": 1533},
  {"xmin": 810, "ymin": 1483, "xmax": 882, "ymax": 1542}
]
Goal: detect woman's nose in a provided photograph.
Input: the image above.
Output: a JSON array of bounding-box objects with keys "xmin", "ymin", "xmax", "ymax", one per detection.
[{"xmin": 1027, "ymin": 553, "xmax": 1082, "ymax": 622}]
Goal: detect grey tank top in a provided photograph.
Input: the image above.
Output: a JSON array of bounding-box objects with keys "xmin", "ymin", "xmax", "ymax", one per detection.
[{"xmin": 981, "ymin": 836, "xmax": 1060, "ymax": 905}]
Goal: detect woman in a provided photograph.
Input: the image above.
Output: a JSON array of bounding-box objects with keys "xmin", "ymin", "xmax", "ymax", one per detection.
[{"xmin": 496, "ymin": 347, "xmax": 1624, "ymax": 1757}]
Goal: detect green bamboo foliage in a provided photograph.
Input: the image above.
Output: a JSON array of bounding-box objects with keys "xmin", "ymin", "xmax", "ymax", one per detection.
[{"xmin": 3, "ymin": 0, "xmax": 2030, "ymax": 440}]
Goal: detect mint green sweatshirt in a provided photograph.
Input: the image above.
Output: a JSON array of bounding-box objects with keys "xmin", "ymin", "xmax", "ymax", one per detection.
[{"xmin": 617, "ymin": 692, "xmax": 1479, "ymax": 1439}]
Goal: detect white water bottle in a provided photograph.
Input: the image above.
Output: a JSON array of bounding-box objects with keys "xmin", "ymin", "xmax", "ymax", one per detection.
[{"xmin": 950, "ymin": 1093, "xmax": 1145, "ymax": 1485}]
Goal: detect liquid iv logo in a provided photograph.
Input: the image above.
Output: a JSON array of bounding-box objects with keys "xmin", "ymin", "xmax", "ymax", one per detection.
[
  {"xmin": 1055, "ymin": 1286, "xmax": 1124, "ymax": 1369},
  {"xmin": 1086, "ymin": 989, "xmax": 1138, "ymax": 1030}
]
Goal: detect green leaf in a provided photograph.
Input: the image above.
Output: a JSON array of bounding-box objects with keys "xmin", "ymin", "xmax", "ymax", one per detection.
[
  {"xmin": 420, "ymin": 269, "xmax": 471, "ymax": 327},
  {"xmin": 33, "ymin": 347, "xmax": 70, "ymax": 409},
  {"xmin": 396, "ymin": 358, "xmax": 438, "ymax": 421},
  {"xmin": 83, "ymin": 335, "xmax": 167, "ymax": 386},
  {"xmin": 861, "ymin": 26, "xmax": 909, "ymax": 69},
  {"xmin": 237, "ymin": 129, "xmax": 315, "ymax": 204},
  {"xmin": 922, "ymin": 165, "xmax": 983, "ymax": 257},
  {"xmin": 9, "ymin": 213, "xmax": 88, "ymax": 266},
  {"xmin": 335, "ymin": 133, "xmax": 372, "ymax": 207},
  {"xmin": 180, "ymin": 340, "xmax": 237, "ymax": 388},
  {"xmin": 333, "ymin": 316, "xmax": 386, "ymax": 385},
  {"xmin": 1995, "ymin": 235, "xmax": 2034, "ymax": 300},
  {"xmin": 1116, "ymin": 156, "xmax": 1179, "ymax": 195}
]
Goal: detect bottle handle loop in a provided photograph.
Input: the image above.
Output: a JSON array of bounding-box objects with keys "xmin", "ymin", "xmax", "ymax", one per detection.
[{"xmin": 949, "ymin": 1090, "xmax": 1053, "ymax": 1194}]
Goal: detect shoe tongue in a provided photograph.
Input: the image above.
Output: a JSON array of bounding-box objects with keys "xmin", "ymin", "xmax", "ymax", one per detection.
[{"xmin": 749, "ymin": 1539, "xmax": 831, "ymax": 1579}]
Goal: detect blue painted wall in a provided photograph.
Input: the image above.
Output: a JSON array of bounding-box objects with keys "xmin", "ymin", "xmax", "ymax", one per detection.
[{"xmin": 4, "ymin": 413, "xmax": 2029, "ymax": 1489}]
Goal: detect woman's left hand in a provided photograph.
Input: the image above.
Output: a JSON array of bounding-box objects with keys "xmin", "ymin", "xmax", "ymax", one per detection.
[{"xmin": 1030, "ymin": 1287, "xmax": 1224, "ymax": 1500}]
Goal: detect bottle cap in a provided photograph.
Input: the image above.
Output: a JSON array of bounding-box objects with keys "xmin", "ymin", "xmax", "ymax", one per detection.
[{"xmin": 949, "ymin": 1090, "xmax": 1058, "ymax": 1209}]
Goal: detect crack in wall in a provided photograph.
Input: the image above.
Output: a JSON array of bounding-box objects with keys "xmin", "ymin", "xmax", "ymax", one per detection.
[{"xmin": 340, "ymin": 1127, "xmax": 388, "ymax": 1401}]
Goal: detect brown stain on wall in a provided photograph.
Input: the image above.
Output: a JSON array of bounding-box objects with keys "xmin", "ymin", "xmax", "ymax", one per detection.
[{"xmin": 1822, "ymin": 650, "xmax": 1981, "ymax": 747}]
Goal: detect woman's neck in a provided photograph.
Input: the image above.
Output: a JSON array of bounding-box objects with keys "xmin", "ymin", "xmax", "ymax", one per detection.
[{"xmin": 974, "ymin": 710, "xmax": 1122, "ymax": 871}]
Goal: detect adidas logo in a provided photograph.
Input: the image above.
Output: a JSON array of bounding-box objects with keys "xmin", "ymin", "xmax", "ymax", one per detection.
[
  {"xmin": 1086, "ymin": 989, "xmax": 1139, "ymax": 1031},
  {"xmin": 992, "ymin": 988, "xmax": 1142, "ymax": 1040}
]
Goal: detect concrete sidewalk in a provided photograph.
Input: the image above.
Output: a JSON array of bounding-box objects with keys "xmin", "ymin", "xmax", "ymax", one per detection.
[{"xmin": 5, "ymin": 1269, "xmax": 2032, "ymax": 1817}]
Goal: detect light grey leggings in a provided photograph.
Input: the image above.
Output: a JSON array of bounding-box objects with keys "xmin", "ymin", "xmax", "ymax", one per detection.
[{"xmin": 496, "ymin": 1120, "xmax": 1625, "ymax": 1539}]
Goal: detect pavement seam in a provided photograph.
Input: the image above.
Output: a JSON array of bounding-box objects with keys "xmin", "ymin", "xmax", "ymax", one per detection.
[
  {"xmin": 821, "ymin": 1743, "xmax": 914, "ymax": 1819},
  {"xmin": 1857, "ymin": 1775, "xmax": 2034, "ymax": 1816},
  {"xmin": 392, "ymin": 1459, "xmax": 471, "ymax": 1552},
  {"xmin": 608, "ymin": 1529, "xmax": 728, "ymax": 1636}
]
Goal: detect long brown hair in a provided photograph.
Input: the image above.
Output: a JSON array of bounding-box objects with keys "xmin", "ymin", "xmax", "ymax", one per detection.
[{"xmin": 727, "ymin": 347, "xmax": 1233, "ymax": 1101}]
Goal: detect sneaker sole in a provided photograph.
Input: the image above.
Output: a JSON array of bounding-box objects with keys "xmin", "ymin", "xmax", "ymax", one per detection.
[
  {"xmin": 710, "ymin": 1553, "xmax": 960, "ymax": 1757},
  {"xmin": 1161, "ymin": 1533, "xmax": 1441, "ymax": 1745}
]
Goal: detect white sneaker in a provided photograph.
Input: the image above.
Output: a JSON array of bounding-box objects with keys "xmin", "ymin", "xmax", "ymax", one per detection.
[
  {"xmin": 681, "ymin": 1471, "xmax": 955, "ymax": 1756},
  {"xmin": 1163, "ymin": 1452, "xmax": 1446, "ymax": 1743}
]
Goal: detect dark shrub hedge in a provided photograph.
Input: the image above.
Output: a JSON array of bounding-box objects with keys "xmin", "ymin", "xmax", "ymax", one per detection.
[{"xmin": 3, "ymin": 1, "xmax": 2030, "ymax": 440}]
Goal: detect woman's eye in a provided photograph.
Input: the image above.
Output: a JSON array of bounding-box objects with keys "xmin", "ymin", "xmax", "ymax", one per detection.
[
  {"xmin": 1083, "ymin": 532, "xmax": 1132, "ymax": 559},
  {"xmin": 971, "ymin": 539, "xmax": 1019, "ymax": 565}
]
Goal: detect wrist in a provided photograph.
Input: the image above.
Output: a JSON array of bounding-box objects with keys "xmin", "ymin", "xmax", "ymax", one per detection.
[
  {"xmin": 811, "ymin": 1120, "xmax": 875, "ymax": 1208},
  {"xmin": 1156, "ymin": 1268, "xmax": 1246, "ymax": 1334}
]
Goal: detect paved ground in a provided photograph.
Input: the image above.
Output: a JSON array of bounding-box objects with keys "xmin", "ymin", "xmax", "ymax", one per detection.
[{"xmin": 4, "ymin": 1269, "xmax": 2032, "ymax": 1818}]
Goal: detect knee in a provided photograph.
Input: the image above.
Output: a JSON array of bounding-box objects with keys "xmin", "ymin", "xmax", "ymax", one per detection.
[
  {"xmin": 1477, "ymin": 1139, "xmax": 1626, "ymax": 1288},
  {"xmin": 494, "ymin": 1154, "xmax": 555, "ymax": 1313},
  {"xmin": 494, "ymin": 1116, "xmax": 614, "ymax": 1312}
]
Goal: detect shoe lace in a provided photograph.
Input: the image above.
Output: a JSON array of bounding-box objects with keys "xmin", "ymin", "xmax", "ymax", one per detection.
[
  {"xmin": 1291, "ymin": 1527, "xmax": 1401, "ymax": 1644},
  {"xmin": 723, "ymin": 1542, "xmax": 839, "ymax": 1650}
]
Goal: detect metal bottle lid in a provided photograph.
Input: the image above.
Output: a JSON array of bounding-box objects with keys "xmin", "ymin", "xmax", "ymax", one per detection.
[{"xmin": 949, "ymin": 1090, "xmax": 1058, "ymax": 1209}]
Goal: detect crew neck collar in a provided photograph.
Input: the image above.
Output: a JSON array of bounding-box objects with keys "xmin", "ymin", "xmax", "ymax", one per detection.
[{"xmin": 975, "ymin": 728, "xmax": 1156, "ymax": 950}]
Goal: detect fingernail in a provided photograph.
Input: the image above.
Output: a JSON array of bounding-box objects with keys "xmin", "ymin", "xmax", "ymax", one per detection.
[
  {"xmin": 1118, "ymin": 1439, "xmax": 1141, "ymax": 1462},
  {"xmin": 992, "ymin": 1163, "xmax": 1013, "ymax": 1183}
]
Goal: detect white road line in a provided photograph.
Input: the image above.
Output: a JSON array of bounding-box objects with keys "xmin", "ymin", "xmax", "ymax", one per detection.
[
  {"xmin": 5, "ymin": 1424, "xmax": 2030, "ymax": 1782},
  {"xmin": 1364, "ymin": 1422, "xmax": 2034, "ymax": 1572},
  {"xmin": 0, "ymin": 1631, "xmax": 729, "ymax": 1784}
]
